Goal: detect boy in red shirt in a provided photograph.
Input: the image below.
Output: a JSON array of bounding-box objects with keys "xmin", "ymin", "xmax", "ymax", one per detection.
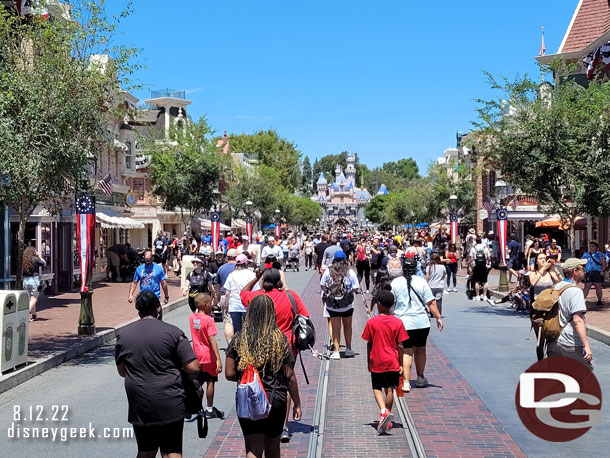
[
  {"xmin": 361, "ymin": 289, "xmax": 409, "ymax": 434},
  {"xmin": 189, "ymin": 293, "xmax": 224, "ymax": 419}
]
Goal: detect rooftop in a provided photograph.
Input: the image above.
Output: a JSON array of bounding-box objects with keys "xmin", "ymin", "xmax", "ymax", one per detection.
[{"xmin": 560, "ymin": 0, "xmax": 610, "ymax": 53}]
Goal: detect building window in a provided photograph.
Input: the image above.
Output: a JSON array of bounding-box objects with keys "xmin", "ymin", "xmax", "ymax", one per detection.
[{"xmin": 125, "ymin": 141, "xmax": 132, "ymax": 170}]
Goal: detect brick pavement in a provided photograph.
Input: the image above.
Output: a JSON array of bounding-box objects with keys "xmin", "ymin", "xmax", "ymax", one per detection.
[
  {"xmin": 405, "ymin": 338, "xmax": 526, "ymax": 457},
  {"xmin": 321, "ymin": 293, "xmax": 412, "ymax": 457},
  {"xmin": 27, "ymin": 271, "xmax": 183, "ymax": 361},
  {"xmin": 205, "ymin": 273, "xmax": 326, "ymax": 458}
]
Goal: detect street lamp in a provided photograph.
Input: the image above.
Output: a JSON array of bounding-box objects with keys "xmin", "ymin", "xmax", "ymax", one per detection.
[
  {"xmin": 211, "ymin": 188, "xmax": 220, "ymax": 212},
  {"xmin": 245, "ymin": 200, "xmax": 253, "ymax": 215},
  {"xmin": 244, "ymin": 200, "xmax": 254, "ymax": 242}
]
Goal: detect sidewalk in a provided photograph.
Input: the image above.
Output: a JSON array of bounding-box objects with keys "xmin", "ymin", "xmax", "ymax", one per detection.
[
  {"xmin": 28, "ymin": 272, "xmax": 183, "ymax": 360},
  {"xmin": 481, "ymin": 269, "xmax": 610, "ymax": 342},
  {"xmin": 0, "ymin": 271, "xmax": 185, "ymax": 393}
]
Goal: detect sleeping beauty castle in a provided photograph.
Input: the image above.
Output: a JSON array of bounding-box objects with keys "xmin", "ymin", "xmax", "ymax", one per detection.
[{"xmin": 311, "ymin": 152, "xmax": 386, "ymax": 227}]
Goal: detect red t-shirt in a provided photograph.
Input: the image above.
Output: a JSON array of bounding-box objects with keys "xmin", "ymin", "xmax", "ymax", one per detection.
[
  {"xmin": 240, "ymin": 289, "xmax": 309, "ymax": 351},
  {"xmin": 361, "ymin": 314, "xmax": 409, "ymax": 373},
  {"xmin": 226, "ymin": 236, "xmax": 235, "ymax": 249},
  {"xmin": 189, "ymin": 313, "xmax": 219, "ymax": 375}
]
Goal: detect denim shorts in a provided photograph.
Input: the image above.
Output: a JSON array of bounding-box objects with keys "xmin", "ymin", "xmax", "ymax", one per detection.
[{"xmin": 23, "ymin": 276, "xmax": 40, "ymax": 298}]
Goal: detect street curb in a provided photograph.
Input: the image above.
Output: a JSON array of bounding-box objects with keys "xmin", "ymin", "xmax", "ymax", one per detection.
[{"xmin": 0, "ymin": 297, "xmax": 187, "ymax": 395}]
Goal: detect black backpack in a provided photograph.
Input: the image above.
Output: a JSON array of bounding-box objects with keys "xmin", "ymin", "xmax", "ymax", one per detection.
[
  {"xmin": 475, "ymin": 249, "xmax": 486, "ymax": 266},
  {"xmin": 322, "ymin": 277, "xmax": 354, "ymax": 310},
  {"xmin": 286, "ymin": 291, "xmax": 315, "ymax": 384}
]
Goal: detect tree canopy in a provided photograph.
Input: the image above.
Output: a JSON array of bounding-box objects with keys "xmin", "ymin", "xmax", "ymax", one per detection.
[
  {"xmin": 472, "ymin": 69, "xmax": 610, "ymax": 251},
  {"xmin": 147, "ymin": 118, "xmax": 229, "ymax": 227},
  {"xmin": 0, "ymin": 1, "xmax": 139, "ymax": 285},
  {"xmin": 228, "ymin": 129, "xmax": 301, "ymax": 191}
]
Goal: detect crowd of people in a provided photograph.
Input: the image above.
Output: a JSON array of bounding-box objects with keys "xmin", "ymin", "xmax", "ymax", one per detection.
[{"xmin": 115, "ymin": 224, "xmax": 600, "ymax": 457}]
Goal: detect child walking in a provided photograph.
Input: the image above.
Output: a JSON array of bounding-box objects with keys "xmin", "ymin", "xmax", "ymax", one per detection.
[
  {"xmin": 189, "ymin": 293, "xmax": 224, "ymax": 419},
  {"xmin": 361, "ymin": 289, "xmax": 409, "ymax": 434}
]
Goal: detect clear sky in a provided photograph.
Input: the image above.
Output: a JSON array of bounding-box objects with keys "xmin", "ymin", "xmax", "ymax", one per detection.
[{"xmin": 108, "ymin": 0, "xmax": 578, "ymax": 174}]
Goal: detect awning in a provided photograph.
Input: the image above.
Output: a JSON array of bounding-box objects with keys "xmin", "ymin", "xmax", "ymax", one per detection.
[
  {"xmin": 201, "ymin": 219, "xmax": 230, "ymax": 231},
  {"xmin": 231, "ymin": 218, "xmax": 247, "ymax": 230},
  {"xmin": 97, "ymin": 209, "xmax": 145, "ymax": 229},
  {"xmin": 535, "ymin": 215, "xmax": 587, "ymax": 230}
]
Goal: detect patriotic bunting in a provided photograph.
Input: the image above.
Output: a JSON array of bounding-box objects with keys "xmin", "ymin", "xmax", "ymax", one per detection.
[
  {"xmin": 76, "ymin": 195, "xmax": 95, "ymax": 293},
  {"xmin": 496, "ymin": 207, "xmax": 509, "ymax": 267},
  {"xmin": 245, "ymin": 216, "xmax": 253, "ymax": 243},
  {"xmin": 450, "ymin": 213, "xmax": 458, "ymax": 244}
]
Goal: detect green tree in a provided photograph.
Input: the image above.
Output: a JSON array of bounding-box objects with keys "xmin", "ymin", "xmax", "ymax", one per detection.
[
  {"xmin": 300, "ymin": 156, "xmax": 313, "ymax": 196},
  {"xmin": 364, "ymin": 194, "xmax": 390, "ymax": 226},
  {"xmin": 0, "ymin": 1, "xmax": 139, "ymax": 287},
  {"xmin": 472, "ymin": 69, "xmax": 610, "ymax": 252},
  {"xmin": 426, "ymin": 161, "xmax": 476, "ymax": 224},
  {"xmin": 228, "ymin": 129, "xmax": 301, "ymax": 191},
  {"xmin": 147, "ymin": 118, "xmax": 229, "ymax": 228},
  {"xmin": 289, "ymin": 195, "xmax": 321, "ymax": 227}
]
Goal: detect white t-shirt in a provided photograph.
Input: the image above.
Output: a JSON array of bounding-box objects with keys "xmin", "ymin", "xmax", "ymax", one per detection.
[
  {"xmin": 262, "ymin": 244, "xmax": 284, "ymax": 260},
  {"xmin": 555, "ymin": 281, "xmax": 587, "ymax": 347},
  {"xmin": 304, "ymin": 241, "xmax": 314, "ymax": 254},
  {"xmin": 320, "ymin": 269, "xmax": 359, "ymax": 313},
  {"xmin": 224, "ymin": 268, "xmax": 258, "ymax": 313},
  {"xmin": 391, "ymin": 275, "xmax": 435, "ymax": 330}
]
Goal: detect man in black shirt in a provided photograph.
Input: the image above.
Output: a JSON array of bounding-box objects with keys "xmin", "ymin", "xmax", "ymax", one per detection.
[
  {"xmin": 314, "ymin": 235, "xmax": 331, "ymax": 273},
  {"xmin": 183, "ymin": 257, "xmax": 214, "ymax": 312},
  {"xmin": 115, "ymin": 291, "xmax": 200, "ymax": 457}
]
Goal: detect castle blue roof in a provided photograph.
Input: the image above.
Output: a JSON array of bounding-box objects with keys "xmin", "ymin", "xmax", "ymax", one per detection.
[
  {"xmin": 376, "ymin": 184, "xmax": 388, "ymax": 195},
  {"xmin": 316, "ymin": 173, "xmax": 327, "ymax": 185}
]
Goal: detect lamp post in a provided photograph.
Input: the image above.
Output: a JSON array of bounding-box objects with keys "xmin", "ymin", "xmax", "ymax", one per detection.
[
  {"xmin": 244, "ymin": 200, "xmax": 253, "ymax": 243},
  {"xmin": 274, "ymin": 209, "xmax": 281, "ymax": 238},
  {"xmin": 449, "ymin": 194, "xmax": 458, "ymax": 244},
  {"xmin": 493, "ymin": 179, "xmax": 509, "ymax": 293}
]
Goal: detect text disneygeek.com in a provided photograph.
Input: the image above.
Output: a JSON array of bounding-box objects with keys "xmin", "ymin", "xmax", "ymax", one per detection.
[{"xmin": 7, "ymin": 405, "xmax": 133, "ymax": 442}]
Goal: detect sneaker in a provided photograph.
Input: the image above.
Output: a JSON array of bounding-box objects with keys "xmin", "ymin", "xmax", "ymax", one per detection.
[
  {"xmin": 486, "ymin": 297, "xmax": 495, "ymax": 306},
  {"xmin": 415, "ymin": 376, "xmax": 428, "ymax": 388},
  {"xmin": 452, "ymin": 288, "xmax": 458, "ymax": 292},
  {"xmin": 365, "ymin": 290, "xmax": 370, "ymax": 294},
  {"xmin": 280, "ymin": 429, "xmax": 291, "ymax": 443},
  {"xmin": 344, "ymin": 348, "xmax": 356, "ymax": 358},
  {"xmin": 402, "ymin": 381, "xmax": 411, "ymax": 392},
  {"xmin": 444, "ymin": 288, "xmax": 451, "ymax": 293},
  {"xmin": 377, "ymin": 410, "xmax": 394, "ymax": 434},
  {"xmin": 205, "ymin": 407, "xmax": 224, "ymax": 419},
  {"xmin": 387, "ymin": 421, "xmax": 393, "ymax": 431},
  {"xmin": 330, "ymin": 351, "xmax": 341, "ymax": 360}
]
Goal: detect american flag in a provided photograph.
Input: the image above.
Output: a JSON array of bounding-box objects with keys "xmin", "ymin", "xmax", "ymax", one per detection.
[
  {"xmin": 98, "ymin": 174, "xmax": 113, "ymax": 196},
  {"xmin": 482, "ymin": 200, "xmax": 494, "ymax": 212}
]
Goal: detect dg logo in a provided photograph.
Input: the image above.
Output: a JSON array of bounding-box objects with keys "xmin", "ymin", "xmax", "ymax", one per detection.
[{"xmin": 515, "ymin": 356, "xmax": 602, "ymax": 442}]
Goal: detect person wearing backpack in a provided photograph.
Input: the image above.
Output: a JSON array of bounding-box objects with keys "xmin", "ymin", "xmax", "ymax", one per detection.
[
  {"xmin": 240, "ymin": 267, "xmax": 310, "ymax": 443},
  {"xmin": 386, "ymin": 245, "xmax": 403, "ymax": 280},
  {"xmin": 541, "ymin": 258, "xmax": 593, "ymax": 370},
  {"xmin": 321, "ymin": 250, "xmax": 360, "ymax": 360},
  {"xmin": 469, "ymin": 237, "xmax": 493, "ymax": 305},
  {"xmin": 225, "ymin": 295, "xmax": 302, "ymax": 458}
]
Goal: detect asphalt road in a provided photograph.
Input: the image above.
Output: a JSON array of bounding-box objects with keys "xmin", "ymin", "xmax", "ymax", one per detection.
[
  {"xmin": 430, "ymin": 285, "xmax": 610, "ymax": 457},
  {"xmin": 0, "ymin": 269, "xmax": 312, "ymax": 457}
]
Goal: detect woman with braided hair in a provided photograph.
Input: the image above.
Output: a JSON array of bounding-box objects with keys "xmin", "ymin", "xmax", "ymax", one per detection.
[
  {"xmin": 390, "ymin": 257, "xmax": 443, "ymax": 393},
  {"xmin": 225, "ymin": 295, "xmax": 302, "ymax": 458}
]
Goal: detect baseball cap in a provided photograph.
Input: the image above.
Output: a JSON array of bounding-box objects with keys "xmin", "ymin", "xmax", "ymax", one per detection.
[
  {"xmin": 227, "ymin": 248, "xmax": 238, "ymax": 258},
  {"xmin": 561, "ymin": 258, "xmax": 587, "ymax": 271},
  {"xmin": 333, "ymin": 251, "xmax": 346, "ymax": 261},
  {"xmin": 192, "ymin": 257, "xmax": 204, "ymax": 264},
  {"xmin": 215, "ymin": 249, "xmax": 224, "ymax": 255},
  {"xmin": 235, "ymin": 254, "xmax": 248, "ymax": 265},
  {"xmin": 268, "ymin": 236, "xmax": 275, "ymax": 242}
]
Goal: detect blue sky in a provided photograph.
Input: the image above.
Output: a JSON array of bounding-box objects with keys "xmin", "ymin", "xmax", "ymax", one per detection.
[{"xmin": 108, "ymin": 0, "xmax": 577, "ymax": 174}]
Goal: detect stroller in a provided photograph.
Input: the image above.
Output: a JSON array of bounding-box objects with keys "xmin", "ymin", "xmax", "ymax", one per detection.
[{"xmin": 286, "ymin": 246, "xmax": 300, "ymax": 272}]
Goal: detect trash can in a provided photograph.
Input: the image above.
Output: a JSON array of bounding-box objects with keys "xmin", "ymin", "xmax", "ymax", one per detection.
[
  {"xmin": 13, "ymin": 291, "xmax": 29, "ymax": 367},
  {"xmin": 0, "ymin": 291, "xmax": 17, "ymax": 373}
]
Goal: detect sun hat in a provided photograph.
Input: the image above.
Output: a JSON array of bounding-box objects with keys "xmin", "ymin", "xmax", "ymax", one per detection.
[{"xmin": 227, "ymin": 248, "xmax": 238, "ymax": 258}]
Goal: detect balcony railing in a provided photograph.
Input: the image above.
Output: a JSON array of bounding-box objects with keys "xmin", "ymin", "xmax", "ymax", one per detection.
[{"xmin": 150, "ymin": 89, "xmax": 186, "ymax": 100}]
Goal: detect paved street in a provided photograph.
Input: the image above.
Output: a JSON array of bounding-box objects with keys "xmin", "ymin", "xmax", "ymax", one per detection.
[{"xmin": 1, "ymin": 268, "xmax": 609, "ymax": 457}]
